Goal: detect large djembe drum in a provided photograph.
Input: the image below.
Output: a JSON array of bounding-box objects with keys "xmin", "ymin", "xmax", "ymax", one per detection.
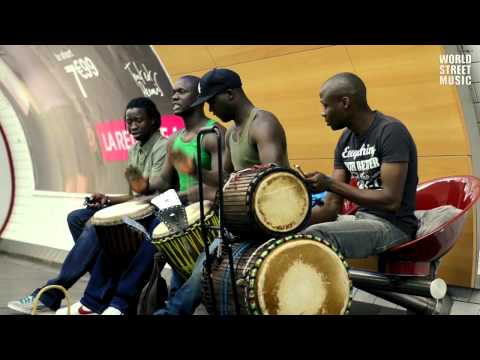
[
  {"xmin": 201, "ymin": 234, "xmax": 352, "ymax": 315},
  {"xmin": 152, "ymin": 201, "xmax": 220, "ymax": 280},
  {"xmin": 222, "ymin": 165, "xmax": 312, "ymax": 240},
  {"xmin": 91, "ymin": 200, "xmax": 155, "ymax": 267}
]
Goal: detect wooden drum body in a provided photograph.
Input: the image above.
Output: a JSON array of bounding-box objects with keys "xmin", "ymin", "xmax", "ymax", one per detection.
[
  {"xmin": 202, "ymin": 235, "xmax": 352, "ymax": 315},
  {"xmin": 91, "ymin": 200, "xmax": 155, "ymax": 267},
  {"xmin": 223, "ymin": 166, "xmax": 311, "ymax": 240},
  {"xmin": 152, "ymin": 201, "xmax": 219, "ymax": 280}
]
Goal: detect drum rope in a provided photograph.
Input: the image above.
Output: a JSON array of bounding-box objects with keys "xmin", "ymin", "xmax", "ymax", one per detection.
[{"xmin": 220, "ymin": 242, "xmax": 252, "ymax": 315}]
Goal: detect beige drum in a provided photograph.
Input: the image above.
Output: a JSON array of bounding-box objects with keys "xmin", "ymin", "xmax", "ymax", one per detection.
[
  {"xmin": 152, "ymin": 201, "xmax": 219, "ymax": 280},
  {"xmin": 223, "ymin": 165, "xmax": 311, "ymax": 240},
  {"xmin": 202, "ymin": 234, "xmax": 352, "ymax": 315}
]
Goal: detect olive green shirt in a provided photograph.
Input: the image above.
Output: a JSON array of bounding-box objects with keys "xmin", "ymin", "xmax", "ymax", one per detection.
[
  {"xmin": 229, "ymin": 108, "xmax": 261, "ymax": 171},
  {"xmin": 127, "ymin": 131, "xmax": 168, "ymax": 179}
]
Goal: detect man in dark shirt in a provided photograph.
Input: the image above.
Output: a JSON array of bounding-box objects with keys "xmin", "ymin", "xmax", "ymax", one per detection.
[{"xmin": 303, "ymin": 72, "xmax": 419, "ymax": 258}]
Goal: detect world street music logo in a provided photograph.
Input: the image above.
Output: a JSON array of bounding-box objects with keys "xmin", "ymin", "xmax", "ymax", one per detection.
[{"xmin": 439, "ymin": 54, "xmax": 472, "ymax": 86}]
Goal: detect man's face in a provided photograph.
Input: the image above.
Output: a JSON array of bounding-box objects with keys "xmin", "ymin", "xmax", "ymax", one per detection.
[
  {"xmin": 207, "ymin": 91, "xmax": 234, "ymax": 122},
  {"xmin": 320, "ymin": 89, "xmax": 349, "ymax": 131},
  {"xmin": 172, "ymin": 78, "xmax": 198, "ymax": 115},
  {"xmin": 125, "ymin": 107, "xmax": 155, "ymax": 142}
]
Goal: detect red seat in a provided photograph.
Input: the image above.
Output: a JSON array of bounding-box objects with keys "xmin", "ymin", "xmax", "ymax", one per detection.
[{"xmin": 341, "ymin": 176, "xmax": 480, "ymax": 277}]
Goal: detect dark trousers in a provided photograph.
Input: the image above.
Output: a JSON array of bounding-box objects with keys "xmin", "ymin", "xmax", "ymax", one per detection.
[
  {"xmin": 80, "ymin": 217, "xmax": 159, "ymax": 314},
  {"xmin": 32, "ymin": 208, "xmax": 100, "ymax": 310}
]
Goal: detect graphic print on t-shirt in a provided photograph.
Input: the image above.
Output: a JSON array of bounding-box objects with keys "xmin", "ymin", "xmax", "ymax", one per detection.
[{"xmin": 342, "ymin": 143, "xmax": 381, "ymax": 190}]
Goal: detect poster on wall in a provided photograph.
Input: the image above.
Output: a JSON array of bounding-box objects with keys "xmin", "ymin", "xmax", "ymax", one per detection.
[{"xmin": 0, "ymin": 45, "xmax": 184, "ymax": 194}]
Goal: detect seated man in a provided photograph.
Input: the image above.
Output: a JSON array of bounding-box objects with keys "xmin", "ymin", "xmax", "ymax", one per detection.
[
  {"xmin": 154, "ymin": 68, "xmax": 290, "ymax": 315},
  {"xmin": 56, "ymin": 75, "xmax": 224, "ymax": 315},
  {"xmin": 302, "ymin": 72, "xmax": 419, "ymax": 258},
  {"xmin": 8, "ymin": 97, "xmax": 169, "ymax": 314}
]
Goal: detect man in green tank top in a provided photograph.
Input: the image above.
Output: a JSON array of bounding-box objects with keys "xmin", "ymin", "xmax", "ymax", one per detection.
[
  {"xmin": 154, "ymin": 69, "xmax": 292, "ymax": 315},
  {"xmin": 133, "ymin": 75, "xmax": 225, "ymax": 204}
]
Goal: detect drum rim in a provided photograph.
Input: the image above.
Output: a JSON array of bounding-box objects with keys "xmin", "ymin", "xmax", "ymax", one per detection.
[
  {"xmin": 244, "ymin": 234, "xmax": 352, "ymax": 315},
  {"xmin": 247, "ymin": 167, "xmax": 312, "ymax": 236},
  {"xmin": 91, "ymin": 203, "xmax": 155, "ymax": 226}
]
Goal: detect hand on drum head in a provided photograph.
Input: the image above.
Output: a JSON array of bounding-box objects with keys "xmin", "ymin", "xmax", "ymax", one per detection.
[
  {"xmin": 170, "ymin": 150, "xmax": 196, "ymax": 176},
  {"xmin": 304, "ymin": 171, "xmax": 332, "ymax": 193},
  {"xmin": 125, "ymin": 165, "xmax": 149, "ymax": 193},
  {"xmin": 86, "ymin": 193, "xmax": 110, "ymax": 208}
]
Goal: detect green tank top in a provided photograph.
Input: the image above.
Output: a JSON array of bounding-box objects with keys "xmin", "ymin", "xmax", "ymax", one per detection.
[
  {"xmin": 172, "ymin": 119, "xmax": 216, "ymax": 192},
  {"xmin": 229, "ymin": 108, "xmax": 261, "ymax": 171}
]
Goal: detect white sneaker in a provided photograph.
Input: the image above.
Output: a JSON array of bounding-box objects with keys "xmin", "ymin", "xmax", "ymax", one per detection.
[
  {"xmin": 101, "ymin": 306, "xmax": 123, "ymax": 315},
  {"xmin": 55, "ymin": 301, "xmax": 97, "ymax": 315},
  {"xmin": 8, "ymin": 295, "xmax": 51, "ymax": 315}
]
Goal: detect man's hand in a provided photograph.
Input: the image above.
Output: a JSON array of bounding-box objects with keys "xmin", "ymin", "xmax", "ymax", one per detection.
[
  {"xmin": 125, "ymin": 166, "xmax": 149, "ymax": 193},
  {"xmin": 170, "ymin": 150, "xmax": 197, "ymax": 176},
  {"xmin": 304, "ymin": 171, "xmax": 333, "ymax": 193},
  {"xmin": 87, "ymin": 193, "xmax": 110, "ymax": 208}
]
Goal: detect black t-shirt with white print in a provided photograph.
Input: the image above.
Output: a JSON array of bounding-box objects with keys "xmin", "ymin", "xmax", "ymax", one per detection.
[{"xmin": 334, "ymin": 111, "xmax": 419, "ymax": 238}]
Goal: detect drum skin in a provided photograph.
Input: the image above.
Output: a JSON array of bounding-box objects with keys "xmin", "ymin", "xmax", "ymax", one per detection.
[{"xmin": 223, "ymin": 166, "xmax": 312, "ymax": 240}]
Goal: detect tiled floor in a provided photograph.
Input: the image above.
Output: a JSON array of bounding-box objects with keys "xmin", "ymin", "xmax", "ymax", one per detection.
[{"xmin": 1, "ymin": 253, "xmax": 479, "ymax": 315}]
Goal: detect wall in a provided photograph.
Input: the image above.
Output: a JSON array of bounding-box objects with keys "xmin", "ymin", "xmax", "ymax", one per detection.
[
  {"xmin": 0, "ymin": 86, "xmax": 86, "ymax": 262},
  {"xmin": 154, "ymin": 45, "xmax": 477, "ymax": 287}
]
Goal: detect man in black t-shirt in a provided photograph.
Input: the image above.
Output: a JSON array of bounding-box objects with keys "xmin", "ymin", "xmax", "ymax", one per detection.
[{"xmin": 303, "ymin": 72, "xmax": 419, "ymax": 258}]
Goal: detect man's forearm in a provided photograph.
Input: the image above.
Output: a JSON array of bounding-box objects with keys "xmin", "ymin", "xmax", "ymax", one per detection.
[
  {"xmin": 328, "ymin": 180, "xmax": 399, "ymax": 212},
  {"xmin": 108, "ymin": 194, "xmax": 133, "ymax": 205},
  {"xmin": 308, "ymin": 203, "xmax": 338, "ymax": 225}
]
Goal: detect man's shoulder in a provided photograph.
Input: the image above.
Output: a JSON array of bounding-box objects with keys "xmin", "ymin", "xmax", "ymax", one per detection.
[
  {"xmin": 255, "ymin": 109, "xmax": 276, "ymax": 122},
  {"xmin": 153, "ymin": 134, "xmax": 169, "ymax": 151},
  {"xmin": 128, "ymin": 142, "xmax": 140, "ymax": 156},
  {"xmin": 376, "ymin": 112, "xmax": 409, "ymax": 132},
  {"xmin": 251, "ymin": 109, "xmax": 284, "ymax": 132}
]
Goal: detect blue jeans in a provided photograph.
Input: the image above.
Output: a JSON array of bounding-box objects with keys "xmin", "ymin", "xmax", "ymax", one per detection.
[
  {"xmin": 154, "ymin": 238, "xmax": 221, "ymax": 315},
  {"xmin": 80, "ymin": 217, "xmax": 160, "ymax": 314},
  {"xmin": 302, "ymin": 211, "xmax": 411, "ymax": 258},
  {"xmin": 32, "ymin": 207, "xmax": 100, "ymax": 310}
]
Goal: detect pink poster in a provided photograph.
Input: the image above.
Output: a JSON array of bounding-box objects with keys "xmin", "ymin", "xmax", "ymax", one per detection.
[{"xmin": 95, "ymin": 115, "xmax": 184, "ymax": 162}]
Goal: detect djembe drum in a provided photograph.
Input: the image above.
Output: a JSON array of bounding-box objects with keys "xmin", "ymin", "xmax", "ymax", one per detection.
[
  {"xmin": 91, "ymin": 200, "xmax": 155, "ymax": 267},
  {"xmin": 223, "ymin": 165, "xmax": 311, "ymax": 240},
  {"xmin": 201, "ymin": 234, "xmax": 352, "ymax": 315},
  {"xmin": 152, "ymin": 201, "xmax": 220, "ymax": 280}
]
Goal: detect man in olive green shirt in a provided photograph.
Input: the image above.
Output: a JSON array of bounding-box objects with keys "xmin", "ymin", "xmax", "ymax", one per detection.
[{"xmin": 8, "ymin": 97, "xmax": 168, "ymax": 315}]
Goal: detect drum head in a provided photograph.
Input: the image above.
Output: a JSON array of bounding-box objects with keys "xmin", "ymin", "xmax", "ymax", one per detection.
[
  {"xmin": 253, "ymin": 238, "xmax": 351, "ymax": 315},
  {"xmin": 253, "ymin": 171, "xmax": 310, "ymax": 234},
  {"xmin": 152, "ymin": 200, "xmax": 213, "ymax": 239},
  {"xmin": 91, "ymin": 200, "xmax": 153, "ymax": 226}
]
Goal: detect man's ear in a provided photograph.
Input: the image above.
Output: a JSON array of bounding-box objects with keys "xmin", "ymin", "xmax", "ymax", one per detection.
[
  {"xmin": 341, "ymin": 96, "xmax": 351, "ymax": 109},
  {"xmin": 226, "ymin": 89, "xmax": 234, "ymax": 100}
]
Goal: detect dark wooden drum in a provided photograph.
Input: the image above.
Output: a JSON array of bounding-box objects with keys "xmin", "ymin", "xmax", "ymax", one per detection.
[
  {"xmin": 90, "ymin": 200, "xmax": 155, "ymax": 266},
  {"xmin": 222, "ymin": 165, "xmax": 311, "ymax": 240},
  {"xmin": 201, "ymin": 234, "xmax": 352, "ymax": 315}
]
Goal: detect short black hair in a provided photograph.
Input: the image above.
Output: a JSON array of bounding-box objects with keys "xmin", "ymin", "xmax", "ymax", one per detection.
[
  {"xmin": 322, "ymin": 72, "xmax": 368, "ymax": 109},
  {"xmin": 125, "ymin": 97, "xmax": 161, "ymax": 130}
]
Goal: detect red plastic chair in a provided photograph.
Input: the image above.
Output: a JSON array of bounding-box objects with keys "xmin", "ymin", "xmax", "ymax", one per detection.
[
  {"xmin": 341, "ymin": 176, "xmax": 480, "ymax": 277},
  {"xmin": 381, "ymin": 176, "xmax": 480, "ymax": 277}
]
